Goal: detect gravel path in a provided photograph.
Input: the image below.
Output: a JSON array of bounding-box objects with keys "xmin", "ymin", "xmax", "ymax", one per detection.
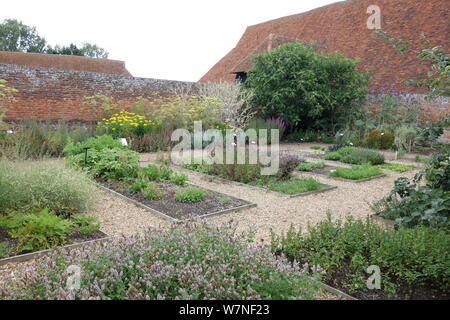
[{"xmin": 0, "ymin": 144, "xmax": 423, "ymax": 300}]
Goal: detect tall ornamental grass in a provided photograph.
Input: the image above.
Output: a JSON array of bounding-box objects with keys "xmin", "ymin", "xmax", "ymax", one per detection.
[{"xmin": 0, "ymin": 160, "xmax": 96, "ymax": 215}]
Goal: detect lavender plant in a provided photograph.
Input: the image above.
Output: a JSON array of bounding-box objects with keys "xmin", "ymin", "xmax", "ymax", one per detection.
[{"xmin": 0, "ymin": 222, "xmax": 321, "ymax": 300}]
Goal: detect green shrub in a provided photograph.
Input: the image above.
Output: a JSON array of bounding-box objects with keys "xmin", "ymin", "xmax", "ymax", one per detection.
[
  {"xmin": 340, "ymin": 149, "xmax": 385, "ymax": 165},
  {"xmin": 323, "ymin": 151, "xmax": 341, "ymax": 161},
  {"xmin": 245, "ymin": 41, "xmax": 368, "ymax": 130},
  {"xmin": 68, "ymin": 148, "xmax": 140, "ymax": 180},
  {"xmin": 0, "ymin": 160, "xmax": 96, "ymax": 215},
  {"xmin": 170, "ymin": 174, "xmax": 188, "ymax": 186},
  {"xmin": 329, "ymin": 164, "xmax": 383, "ymax": 180},
  {"xmin": 271, "ymin": 216, "xmax": 450, "ymax": 296},
  {"xmin": 143, "ymin": 183, "xmax": 165, "ymax": 200},
  {"xmin": 276, "ymin": 155, "xmax": 304, "ymax": 180},
  {"xmin": 423, "ymin": 150, "xmax": 450, "ymax": 191},
  {"xmin": 265, "ymin": 178, "xmax": 324, "ymax": 195},
  {"xmin": 1, "ymin": 222, "xmax": 320, "ymax": 300},
  {"xmin": 71, "ymin": 214, "xmax": 100, "ymax": 235},
  {"xmin": 129, "ymin": 179, "xmax": 149, "ymax": 193},
  {"xmin": 364, "ymin": 129, "xmax": 395, "ymax": 149},
  {"xmin": 297, "ymin": 161, "xmax": 326, "ymax": 172},
  {"xmin": 140, "ymin": 164, "xmax": 173, "ymax": 182},
  {"xmin": 8, "ymin": 209, "xmax": 74, "ymax": 252},
  {"xmin": 63, "ymin": 135, "xmax": 124, "ymax": 157},
  {"xmin": 175, "ymin": 187, "xmax": 206, "ymax": 203}
]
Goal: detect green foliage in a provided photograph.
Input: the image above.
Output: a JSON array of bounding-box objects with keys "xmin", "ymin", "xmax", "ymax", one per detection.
[
  {"xmin": 364, "ymin": 129, "xmax": 395, "ymax": 150},
  {"xmin": 170, "ymin": 174, "xmax": 188, "ymax": 186},
  {"xmin": 245, "ymin": 41, "xmax": 369, "ymax": 130},
  {"xmin": 415, "ymin": 154, "xmax": 432, "ymax": 164},
  {"xmin": 63, "ymin": 135, "xmax": 123, "ymax": 157},
  {"xmin": 329, "ymin": 164, "xmax": 384, "ymax": 180},
  {"xmin": 140, "ymin": 164, "xmax": 173, "ymax": 182},
  {"xmin": 394, "ymin": 126, "xmax": 417, "ymax": 152},
  {"xmin": 68, "ymin": 147, "xmax": 140, "ymax": 180},
  {"xmin": 374, "ymin": 178, "xmax": 449, "ymax": 228},
  {"xmin": 0, "ymin": 19, "xmax": 108, "ymax": 59},
  {"xmin": 284, "ymin": 130, "xmax": 334, "ymax": 143},
  {"xmin": 271, "ymin": 217, "xmax": 450, "ymax": 295},
  {"xmin": 142, "ymin": 183, "xmax": 165, "ymax": 200},
  {"xmin": 325, "ymin": 147, "xmax": 385, "ymax": 165},
  {"xmin": 129, "ymin": 179, "xmax": 149, "ymax": 193},
  {"xmin": 310, "ymin": 146, "xmax": 327, "ymax": 151},
  {"xmin": 71, "ymin": 214, "xmax": 100, "ymax": 235},
  {"xmin": 8, "ymin": 209, "xmax": 74, "ymax": 252},
  {"xmin": 323, "ymin": 151, "xmax": 341, "ymax": 161},
  {"xmin": 297, "ymin": 161, "xmax": 326, "ymax": 172},
  {"xmin": 374, "ymin": 151, "xmax": 450, "ymax": 228},
  {"xmin": 175, "ymin": 187, "xmax": 206, "ymax": 203},
  {"xmin": 0, "ymin": 242, "xmax": 12, "ymax": 259},
  {"xmin": 377, "ymin": 163, "xmax": 417, "ymax": 173},
  {"xmin": 0, "ymin": 160, "xmax": 96, "ymax": 215},
  {"xmin": 414, "ymin": 122, "xmax": 444, "ymax": 148},
  {"xmin": 2, "ymin": 120, "xmax": 92, "ymax": 160},
  {"xmin": 0, "ymin": 19, "xmax": 46, "ymax": 53},
  {"xmin": 423, "ymin": 150, "xmax": 450, "ymax": 191},
  {"xmin": 244, "ymin": 118, "xmax": 286, "ymax": 143},
  {"xmin": 340, "ymin": 149, "xmax": 385, "ymax": 165},
  {"xmin": 264, "ymin": 178, "xmax": 324, "ymax": 195}
]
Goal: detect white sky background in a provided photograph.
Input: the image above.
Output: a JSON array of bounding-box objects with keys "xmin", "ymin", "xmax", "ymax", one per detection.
[{"xmin": 1, "ymin": 0, "xmax": 339, "ymax": 82}]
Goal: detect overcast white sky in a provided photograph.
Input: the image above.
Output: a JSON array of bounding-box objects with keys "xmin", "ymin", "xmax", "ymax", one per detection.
[{"xmin": 1, "ymin": 0, "xmax": 339, "ymax": 82}]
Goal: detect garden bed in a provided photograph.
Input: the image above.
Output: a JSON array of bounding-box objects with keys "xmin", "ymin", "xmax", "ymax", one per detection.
[
  {"xmin": 177, "ymin": 165, "xmax": 336, "ymax": 198},
  {"xmin": 97, "ymin": 179, "xmax": 255, "ymax": 222},
  {"xmin": 0, "ymin": 227, "xmax": 109, "ymax": 265}
]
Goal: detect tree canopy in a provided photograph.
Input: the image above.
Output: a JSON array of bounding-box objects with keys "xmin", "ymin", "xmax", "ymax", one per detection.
[{"xmin": 0, "ymin": 19, "xmax": 109, "ymax": 58}]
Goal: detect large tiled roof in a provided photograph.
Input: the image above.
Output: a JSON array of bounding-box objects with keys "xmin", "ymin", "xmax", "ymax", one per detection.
[{"xmin": 199, "ymin": 0, "xmax": 450, "ymax": 92}]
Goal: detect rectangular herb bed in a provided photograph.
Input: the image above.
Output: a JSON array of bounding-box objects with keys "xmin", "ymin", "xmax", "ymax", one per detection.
[
  {"xmin": 298, "ymin": 164, "xmax": 387, "ymax": 183},
  {"xmin": 176, "ymin": 166, "xmax": 336, "ymax": 198},
  {"xmin": 97, "ymin": 179, "xmax": 256, "ymax": 222},
  {"xmin": 0, "ymin": 227, "xmax": 109, "ymax": 265}
]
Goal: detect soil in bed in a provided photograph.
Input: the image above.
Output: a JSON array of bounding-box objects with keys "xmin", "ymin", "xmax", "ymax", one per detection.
[
  {"xmin": 0, "ymin": 226, "xmax": 107, "ymax": 260},
  {"xmin": 298, "ymin": 165, "xmax": 342, "ymax": 176},
  {"xmin": 97, "ymin": 179, "xmax": 252, "ymax": 220}
]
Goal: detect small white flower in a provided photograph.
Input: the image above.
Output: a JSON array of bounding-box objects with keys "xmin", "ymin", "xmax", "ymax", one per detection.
[
  {"xmin": 300, "ymin": 139, "xmax": 304, "ymax": 141},
  {"xmin": 6, "ymin": 130, "xmax": 13, "ymax": 134},
  {"xmin": 250, "ymin": 141, "xmax": 256, "ymax": 144},
  {"xmin": 340, "ymin": 133, "xmax": 344, "ymax": 136},
  {"xmin": 330, "ymin": 169, "xmax": 336, "ymax": 173},
  {"xmin": 350, "ymin": 142, "xmax": 354, "ymax": 146},
  {"xmin": 380, "ymin": 132, "xmax": 385, "ymax": 136}
]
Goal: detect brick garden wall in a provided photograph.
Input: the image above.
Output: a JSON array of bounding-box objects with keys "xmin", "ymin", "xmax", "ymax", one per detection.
[{"xmin": 1, "ymin": 63, "xmax": 201, "ymax": 122}]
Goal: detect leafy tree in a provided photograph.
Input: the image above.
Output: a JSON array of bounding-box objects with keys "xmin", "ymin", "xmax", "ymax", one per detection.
[
  {"xmin": 0, "ymin": 19, "xmax": 109, "ymax": 59},
  {"xmin": 0, "ymin": 19, "xmax": 46, "ymax": 53},
  {"xmin": 245, "ymin": 41, "xmax": 369, "ymax": 131},
  {"xmin": 80, "ymin": 42, "xmax": 109, "ymax": 59}
]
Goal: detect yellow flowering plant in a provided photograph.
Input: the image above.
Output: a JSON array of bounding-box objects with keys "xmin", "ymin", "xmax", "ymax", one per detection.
[{"xmin": 98, "ymin": 110, "xmax": 158, "ymax": 137}]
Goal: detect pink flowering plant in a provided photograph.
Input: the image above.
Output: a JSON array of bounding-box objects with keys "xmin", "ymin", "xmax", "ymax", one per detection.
[{"xmin": 1, "ymin": 222, "xmax": 321, "ymax": 300}]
